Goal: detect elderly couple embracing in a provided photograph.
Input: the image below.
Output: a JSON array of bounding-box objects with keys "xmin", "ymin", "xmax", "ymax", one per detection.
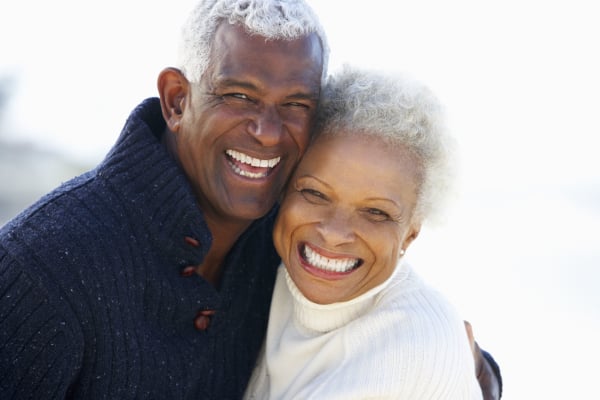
[{"xmin": 0, "ymin": 1, "xmax": 501, "ymax": 399}]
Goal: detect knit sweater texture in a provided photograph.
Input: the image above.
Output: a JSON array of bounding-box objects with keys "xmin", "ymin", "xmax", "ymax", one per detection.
[
  {"xmin": 0, "ymin": 98, "xmax": 280, "ymax": 399},
  {"xmin": 245, "ymin": 262, "xmax": 483, "ymax": 399}
]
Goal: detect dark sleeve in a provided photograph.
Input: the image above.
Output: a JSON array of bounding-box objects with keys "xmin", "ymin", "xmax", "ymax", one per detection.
[
  {"xmin": 482, "ymin": 349, "xmax": 503, "ymax": 398},
  {"xmin": 0, "ymin": 249, "xmax": 82, "ymax": 399}
]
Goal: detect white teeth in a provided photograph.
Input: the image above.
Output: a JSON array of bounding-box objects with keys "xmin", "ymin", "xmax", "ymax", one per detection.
[
  {"xmin": 303, "ymin": 245, "xmax": 359, "ymax": 273},
  {"xmin": 226, "ymin": 149, "xmax": 281, "ymax": 169},
  {"xmin": 229, "ymin": 163, "xmax": 268, "ymax": 179}
]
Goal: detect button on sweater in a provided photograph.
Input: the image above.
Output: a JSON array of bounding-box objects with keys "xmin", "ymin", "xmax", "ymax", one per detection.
[{"xmin": 0, "ymin": 98, "xmax": 280, "ymax": 399}]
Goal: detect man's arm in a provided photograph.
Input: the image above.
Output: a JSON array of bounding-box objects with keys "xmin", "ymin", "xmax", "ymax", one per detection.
[
  {"xmin": 465, "ymin": 321, "xmax": 502, "ymax": 400},
  {"xmin": 0, "ymin": 250, "xmax": 81, "ymax": 398}
]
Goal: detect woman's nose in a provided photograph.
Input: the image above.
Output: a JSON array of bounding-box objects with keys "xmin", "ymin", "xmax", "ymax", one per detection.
[{"xmin": 315, "ymin": 209, "xmax": 355, "ymax": 246}]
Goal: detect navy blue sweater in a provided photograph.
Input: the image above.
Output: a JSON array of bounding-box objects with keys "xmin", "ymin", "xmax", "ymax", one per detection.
[{"xmin": 0, "ymin": 98, "xmax": 280, "ymax": 399}]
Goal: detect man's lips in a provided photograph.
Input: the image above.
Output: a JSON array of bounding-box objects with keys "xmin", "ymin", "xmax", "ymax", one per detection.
[
  {"xmin": 300, "ymin": 243, "xmax": 362, "ymax": 274},
  {"xmin": 226, "ymin": 149, "xmax": 281, "ymax": 179}
]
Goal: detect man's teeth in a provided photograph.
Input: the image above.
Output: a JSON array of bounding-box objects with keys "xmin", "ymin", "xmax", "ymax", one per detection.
[
  {"xmin": 226, "ymin": 149, "xmax": 281, "ymax": 168},
  {"xmin": 229, "ymin": 164, "xmax": 267, "ymax": 179},
  {"xmin": 303, "ymin": 245, "xmax": 359, "ymax": 273}
]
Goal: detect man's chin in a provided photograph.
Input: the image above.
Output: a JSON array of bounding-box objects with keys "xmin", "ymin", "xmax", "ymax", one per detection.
[{"xmin": 223, "ymin": 198, "xmax": 278, "ymax": 223}]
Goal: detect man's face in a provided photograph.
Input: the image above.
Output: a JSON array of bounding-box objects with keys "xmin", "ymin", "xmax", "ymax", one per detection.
[{"xmin": 175, "ymin": 23, "xmax": 323, "ymax": 225}]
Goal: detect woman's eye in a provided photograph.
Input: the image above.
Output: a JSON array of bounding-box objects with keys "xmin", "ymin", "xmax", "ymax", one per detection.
[
  {"xmin": 299, "ymin": 188, "xmax": 328, "ymax": 204},
  {"xmin": 363, "ymin": 208, "xmax": 391, "ymax": 222}
]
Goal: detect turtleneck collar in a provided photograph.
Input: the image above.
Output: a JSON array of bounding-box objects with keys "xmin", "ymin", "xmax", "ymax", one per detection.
[{"xmin": 283, "ymin": 260, "xmax": 410, "ymax": 334}]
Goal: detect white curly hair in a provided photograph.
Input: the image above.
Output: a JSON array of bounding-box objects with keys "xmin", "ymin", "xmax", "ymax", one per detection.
[
  {"xmin": 315, "ymin": 65, "xmax": 457, "ymax": 224},
  {"xmin": 177, "ymin": 0, "xmax": 329, "ymax": 83}
]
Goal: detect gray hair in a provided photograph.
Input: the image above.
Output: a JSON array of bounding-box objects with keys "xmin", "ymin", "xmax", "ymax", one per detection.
[
  {"xmin": 315, "ymin": 65, "xmax": 457, "ymax": 224},
  {"xmin": 177, "ymin": 0, "xmax": 329, "ymax": 83}
]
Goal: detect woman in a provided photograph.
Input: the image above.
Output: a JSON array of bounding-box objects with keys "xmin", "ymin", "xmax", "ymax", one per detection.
[{"xmin": 244, "ymin": 65, "xmax": 483, "ymax": 399}]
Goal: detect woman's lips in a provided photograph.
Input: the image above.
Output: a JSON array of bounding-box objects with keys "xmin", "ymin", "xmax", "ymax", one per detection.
[{"xmin": 298, "ymin": 243, "xmax": 363, "ymax": 277}]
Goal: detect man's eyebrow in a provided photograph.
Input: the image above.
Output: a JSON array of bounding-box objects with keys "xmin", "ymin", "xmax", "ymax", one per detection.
[
  {"xmin": 216, "ymin": 77, "xmax": 319, "ymax": 100},
  {"xmin": 285, "ymin": 91, "xmax": 319, "ymax": 101},
  {"xmin": 215, "ymin": 78, "xmax": 258, "ymax": 91}
]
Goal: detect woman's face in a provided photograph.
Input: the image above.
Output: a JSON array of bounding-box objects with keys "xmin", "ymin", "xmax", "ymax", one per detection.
[{"xmin": 273, "ymin": 133, "xmax": 422, "ymax": 304}]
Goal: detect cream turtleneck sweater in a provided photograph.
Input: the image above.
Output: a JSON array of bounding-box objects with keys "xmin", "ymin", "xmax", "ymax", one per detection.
[{"xmin": 245, "ymin": 261, "xmax": 483, "ymax": 399}]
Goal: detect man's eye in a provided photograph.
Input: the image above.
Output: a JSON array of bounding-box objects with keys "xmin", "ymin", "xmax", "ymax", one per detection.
[
  {"xmin": 225, "ymin": 93, "xmax": 251, "ymax": 101},
  {"xmin": 285, "ymin": 101, "xmax": 310, "ymax": 109}
]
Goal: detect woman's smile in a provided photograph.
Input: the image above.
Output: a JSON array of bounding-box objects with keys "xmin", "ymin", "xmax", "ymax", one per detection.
[
  {"xmin": 274, "ymin": 134, "xmax": 420, "ymax": 304},
  {"xmin": 298, "ymin": 243, "xmax": 363, "ymax": 276}
]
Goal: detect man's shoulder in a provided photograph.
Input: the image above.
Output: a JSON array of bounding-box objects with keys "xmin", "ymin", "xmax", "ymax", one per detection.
[{"xmin": 0, "ymin": 170, "xmax": 124, "ymax": 270}]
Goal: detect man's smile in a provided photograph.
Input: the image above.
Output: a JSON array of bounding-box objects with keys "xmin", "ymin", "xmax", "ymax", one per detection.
[{"xmin": 226, "ymin": 149, "xmax": 281, "ymax": 179}]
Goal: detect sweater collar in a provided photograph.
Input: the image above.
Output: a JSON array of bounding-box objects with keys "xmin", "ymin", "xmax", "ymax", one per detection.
[
  {"xmin": 97, "ymin": 98, "xmax": 212, "ymax": 267},
  {"xmin": 96, "ymin": 98, "xmax": 279, "ymax": 280},
  {"xmin": 283, "ymin": 260, "xmax": 409, "ymax": 333}
]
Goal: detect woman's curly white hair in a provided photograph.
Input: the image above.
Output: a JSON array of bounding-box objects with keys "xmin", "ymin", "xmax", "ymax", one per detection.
[{"xmin": 315, "ymin": 65, "xmax": 457, "ymax": 224}]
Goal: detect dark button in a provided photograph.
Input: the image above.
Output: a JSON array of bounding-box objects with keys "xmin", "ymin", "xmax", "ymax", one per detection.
[
  {"xmin": 194, "ymin": 310, "xmax": 216, "ymax": 331},
  {"xmin": 180, "ymin": 265, "xmax": 196, "ymax": 277},
  {"xmin": 184, "ymin": 236, "xmax": 200, "ymax": 247}
]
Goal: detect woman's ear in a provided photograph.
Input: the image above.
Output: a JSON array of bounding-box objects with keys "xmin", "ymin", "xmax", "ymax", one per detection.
[
  {"xmin": 401, "ymin": 222, "xmax": 421, "ymax": 256},
  {"xmin": 157, "ymin": 67, "xmax": 189, "ymax": 132}
]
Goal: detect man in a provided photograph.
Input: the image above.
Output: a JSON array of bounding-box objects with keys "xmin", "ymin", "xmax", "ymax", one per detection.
[{"xmin": 0, "ymin": 0, "xmax": 500, "ymax": 398}]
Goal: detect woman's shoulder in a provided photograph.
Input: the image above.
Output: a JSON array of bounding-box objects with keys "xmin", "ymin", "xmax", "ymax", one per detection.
[
  {"xmin": 338, "ymin": 263, "xmax": 479, "ymax": 398},
  {"xmin": 354, "ymin": 262, "xmax": 468, "ymax": 345}
]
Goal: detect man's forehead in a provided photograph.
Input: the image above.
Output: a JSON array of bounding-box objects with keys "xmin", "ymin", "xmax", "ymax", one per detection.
[
  {"xmin": 212, "ymin": 22, "xmax": 323, "ymax": 66},
  {"xmin": 207, "ymin": 24, "xmax": 323, "ymax": 92}
]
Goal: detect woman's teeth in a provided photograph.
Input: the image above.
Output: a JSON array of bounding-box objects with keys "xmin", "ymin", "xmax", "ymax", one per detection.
[{"xmin": 303, "ymin": 245, "xmax": 360, "ymax": 273}]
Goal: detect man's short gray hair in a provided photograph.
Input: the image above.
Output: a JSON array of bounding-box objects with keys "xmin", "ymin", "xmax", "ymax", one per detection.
[
  {"xmin": 178, "ymin": 0, "xmax": 329, "ymax": 83},
  {"xmin": 316, "ymin": 65, "xmax": 457, "ymax": 224}
]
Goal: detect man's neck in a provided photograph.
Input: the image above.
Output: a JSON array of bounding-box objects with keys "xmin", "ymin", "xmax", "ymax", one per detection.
[
  {"xmin": 160, "ymin": 129, "xmax": 256, "ymax": 285},
  {"xmin": 197, "ymin": 216, "xmax": 252, "ymax": 286}
]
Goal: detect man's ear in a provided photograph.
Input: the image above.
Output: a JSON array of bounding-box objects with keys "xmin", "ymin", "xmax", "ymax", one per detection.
[{"xmin": 157, "ymin": 67, "xmax": 189, "ymax": 132}]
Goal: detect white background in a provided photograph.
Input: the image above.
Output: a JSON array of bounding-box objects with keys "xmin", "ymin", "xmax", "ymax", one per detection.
[{"xmin": 1, "ymin": 1, "xmax": 599, "ymax": 398}]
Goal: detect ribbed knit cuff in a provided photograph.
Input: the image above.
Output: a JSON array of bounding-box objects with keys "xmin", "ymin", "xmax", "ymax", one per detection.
[{"xmin": 482, "ymin": 349, "xmax": 503, "ymax": 398}]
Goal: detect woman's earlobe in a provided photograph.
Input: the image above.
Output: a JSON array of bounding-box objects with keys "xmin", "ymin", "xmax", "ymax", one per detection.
[{"xmin": 401, "ymin": 224, "xmax": 421, "ymax": 255}]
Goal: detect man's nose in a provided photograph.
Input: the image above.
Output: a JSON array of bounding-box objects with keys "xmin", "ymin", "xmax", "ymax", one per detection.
[{"xmin": 247, "ymin": 106, "xmax": 283, "ymax": 146}]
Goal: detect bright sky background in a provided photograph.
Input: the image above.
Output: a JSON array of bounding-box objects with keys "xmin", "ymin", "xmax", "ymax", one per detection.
[{"xmin": 1, "ymin": 1, "xmax": 599, "ymax": 398}]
